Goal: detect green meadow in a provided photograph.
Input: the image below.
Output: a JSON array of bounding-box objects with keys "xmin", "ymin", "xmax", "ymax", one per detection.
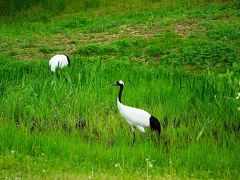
[{"xmin": 0, "ymin": 0, "xmax": 239, "ymax": 179}]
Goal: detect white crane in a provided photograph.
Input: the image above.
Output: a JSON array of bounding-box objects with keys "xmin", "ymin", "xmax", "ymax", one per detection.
[
  {"xmin": 49, "ymin": 54, "xmax": 70, "ymax": 72},
  {"xmin": 112, "ymin": 80, "xmax": 161, "ymax": 144}
]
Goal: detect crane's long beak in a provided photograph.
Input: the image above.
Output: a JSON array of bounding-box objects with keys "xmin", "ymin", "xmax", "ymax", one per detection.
[{"xmin": 110, "ymin": 82, "xmax": 117, "ymax": 87}]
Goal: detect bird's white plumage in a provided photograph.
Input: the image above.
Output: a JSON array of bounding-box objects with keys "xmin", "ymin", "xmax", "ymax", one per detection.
[
  {"xmin": 117, "ymin": 98, "xmax": 150, "ymax": 133},
  {"xmin": 49, "ymin": 54, "xmax": 69, "ymax": 72}
]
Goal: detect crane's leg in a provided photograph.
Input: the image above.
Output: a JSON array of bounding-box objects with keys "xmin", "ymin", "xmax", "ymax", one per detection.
[
  {"xmin": 132, "ymin": 131, "xmax": 135, "ymax": 146},
  {"xmin": 156, "ymin": 133, "xmax": 160, "ymax": 147},
  {"xmin": 131, "ymin": 126, "xmax": 135, "ymax": 146}
]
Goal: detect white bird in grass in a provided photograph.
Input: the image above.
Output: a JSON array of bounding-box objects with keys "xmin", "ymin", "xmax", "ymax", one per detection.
[
  {"xmin": 112, "ymin": 80, "xmax": 161, "ymax": 144},
  {"xmin": 49, "ymin": 54, "xmax": 70, "ymax": 72}
]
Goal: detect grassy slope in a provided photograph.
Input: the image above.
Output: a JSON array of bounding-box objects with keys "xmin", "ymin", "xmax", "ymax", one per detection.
[
  {"xmin": 0, "ymin": 0, "xmax": 240, "ymax": 179},
  {"xmin": 1, "ymin": 0, "xmax": 239, "ymax": 72}
]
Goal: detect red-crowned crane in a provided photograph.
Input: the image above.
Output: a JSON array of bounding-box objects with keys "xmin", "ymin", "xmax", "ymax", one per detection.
[
  {"xmin": 112, "ymin": 80, "xmax": 161, "ymax": 144},
  {"xmin": 49, "ymin": 54, "xmax": 70, "ymax": 72}
]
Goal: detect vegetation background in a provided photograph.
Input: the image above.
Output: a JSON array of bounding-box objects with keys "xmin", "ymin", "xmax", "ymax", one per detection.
[{"xmin": 0, "ymin": 0, "xmax": 239, "ymax": 179}]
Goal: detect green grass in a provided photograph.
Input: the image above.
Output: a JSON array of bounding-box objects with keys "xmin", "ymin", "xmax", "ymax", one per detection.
[
  {"xmin": 0, "ymin": 0, "xmax": 240, "ymax": 179},
  {"xmin": 0, "ymin": 57, "xmax": 239, "ymax": 178},
  {"xmin": 1, "ymin": 0, "xmax": 239, "ymax": 71}
]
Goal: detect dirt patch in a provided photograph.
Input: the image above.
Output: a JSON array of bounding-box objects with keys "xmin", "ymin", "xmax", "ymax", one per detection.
[
  {"xmin": 173, "ymin": 20, "xmax": 199, "ymax": 38},
  {"xmin": 2, "ymin": 21, "xmax": 163, "ymax": 61},
  {"xmin": 119, "ymin": 22, "xmax": 161, "ymax": 38}
]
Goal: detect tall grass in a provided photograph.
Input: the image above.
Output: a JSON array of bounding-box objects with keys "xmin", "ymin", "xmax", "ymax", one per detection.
[
  {"xmin": 0, "ymin": 0, "xmax": 239, "ymax": 178},
  {"xmin": 0, "ymin": 56, "xmax": 239, "ymax": 178}
]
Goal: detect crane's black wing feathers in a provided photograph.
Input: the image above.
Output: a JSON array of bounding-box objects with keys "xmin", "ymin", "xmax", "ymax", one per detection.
[{"xmin": 150, "ymin": 116, "xmax": 161, "ymax": 134}]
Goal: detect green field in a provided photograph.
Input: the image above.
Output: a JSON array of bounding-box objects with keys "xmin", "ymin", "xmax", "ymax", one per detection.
[{"xmin": 0, "ymin": 0, "xmax": 240, "ymax": 179}]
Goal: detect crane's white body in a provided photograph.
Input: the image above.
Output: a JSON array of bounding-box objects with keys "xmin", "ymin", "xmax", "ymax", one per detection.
[
  {"xmin": 117, "ymin": 98, "xmax": 150, "ymax": 133},
  {"xmin": 113, "ymin": 80, "xmax": 160, "ymax": 141},
  {"xmin": 49, "ymin": 54, "xmax": 69, "ymax": 72}
]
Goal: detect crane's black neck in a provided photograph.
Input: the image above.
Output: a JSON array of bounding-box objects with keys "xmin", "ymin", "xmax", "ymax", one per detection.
[
  {"xmin": 64, "ymin": 54, "xmax": 70, "ymax": 65},
  {"xmin": 118, "ymin": 84, "xmax": 124, "ymax": 103}
]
